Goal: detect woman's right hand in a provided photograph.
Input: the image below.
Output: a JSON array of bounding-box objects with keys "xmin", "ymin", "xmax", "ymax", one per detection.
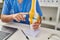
[{"xmin": 12, "ymin": 13, "xmax": 26, "ymax": 22}]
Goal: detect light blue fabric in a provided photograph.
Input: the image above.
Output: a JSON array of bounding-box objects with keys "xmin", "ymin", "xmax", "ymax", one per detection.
[{"xmin": 2, "ymin": 0, "xmax": 42, "ymax": 24}]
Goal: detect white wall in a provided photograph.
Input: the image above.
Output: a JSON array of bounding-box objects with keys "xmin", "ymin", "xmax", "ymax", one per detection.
[{"xmin": 0, "ymin": 0, "xmax": 3, "ymax": 3}]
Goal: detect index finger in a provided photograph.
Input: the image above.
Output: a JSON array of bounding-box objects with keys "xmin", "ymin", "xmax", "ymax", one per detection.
[{"xmin": 19, "ymin": 13, "xmax": 28, "ymax": 15}]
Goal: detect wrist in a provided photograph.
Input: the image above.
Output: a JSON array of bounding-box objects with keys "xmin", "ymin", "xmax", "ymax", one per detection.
[{"xmin": 9, "ymin": 15, "xmax": 14, "ymax": 21}]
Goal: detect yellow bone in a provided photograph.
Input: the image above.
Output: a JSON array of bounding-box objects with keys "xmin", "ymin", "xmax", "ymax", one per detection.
[
  {"xmin": 29, "ymin": 0, "xmax": 36, "ymax": 24},
  {"xmin": 29, "ymin": 0, "xmax": 40, "ymax": 24}
]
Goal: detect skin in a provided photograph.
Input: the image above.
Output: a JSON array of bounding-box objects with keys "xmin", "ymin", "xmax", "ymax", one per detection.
[
  {"xmin": 1, "ymin": 0, "xmax": 42, "ymax": 30},
  {"xmin": 32, "ymin": 17, "xmax": 41, "ymax": 30}
]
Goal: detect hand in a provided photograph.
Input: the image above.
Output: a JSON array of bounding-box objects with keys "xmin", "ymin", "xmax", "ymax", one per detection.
[
  {"xmin": 12, "ymin": 13, "xmax": 26, "ymax": 22},
  {"xmin": 32, "ymin": 20, "xmax": 41, "ymax": 30}
]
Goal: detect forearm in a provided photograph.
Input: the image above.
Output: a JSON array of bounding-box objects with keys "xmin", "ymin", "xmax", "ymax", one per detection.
[{"xmin": 1, "ymin": 14, "xmax": 13, "ymax": 22}]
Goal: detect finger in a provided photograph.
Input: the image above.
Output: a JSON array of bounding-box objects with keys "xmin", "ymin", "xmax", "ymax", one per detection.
[
  {"xmin": 33, "ymin": 25, "xmax": 39, "ymax": 30},
  {"xmin": 33, "ymin": 23, "xmax": 40, "ymax": 30},
  {"xmin": 14, "ymin": 17, "xmax": 20, "ymax": 22},
  {"xmin": 20, "ymin": 14, "xmax": 25, "ymax": 21},
  {"xmin": 33, "ymin": 24, "xmax": 39, "ymax": 27},
  {"xmin": 34, "ymin": 23, "xmax": 40, "ymax": 26},
  {"xmin": 19, "ymin": 13, "xmax": 26, "ymax": 20},
  {"xmin": 19, "ymin": 14, "xmax": 25, "ymax": 21},
  {"xmin": 34, "ymin": 22, "xmax": 40, "ymax": 25},
  {"xmin": 16, "ymin": 16, "xmax": 21, "ymax": 21},
  {"xmin": 17, "ymin": 14, "xmax": 23, "ymax": 21}
]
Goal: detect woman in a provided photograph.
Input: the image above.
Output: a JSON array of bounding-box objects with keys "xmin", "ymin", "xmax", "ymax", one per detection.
[{"xmin": 1, "ymin": 0, "xmax": 42, "ymax": 30}]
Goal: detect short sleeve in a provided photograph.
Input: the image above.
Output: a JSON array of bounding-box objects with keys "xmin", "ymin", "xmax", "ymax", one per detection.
[
  {"xmin": 1, "ymin": 0, "xmax": 11, "ymax": 15},
  {"xmin": 36, "ymin": 0, "xmax": 42, "ymax": 16}
]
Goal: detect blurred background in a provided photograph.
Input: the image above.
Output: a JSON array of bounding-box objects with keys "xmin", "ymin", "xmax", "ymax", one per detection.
[
  {"xmin": 0, "ymin": 0, "xmax": 60, "ymax": 30},
  {"xmin": 39, "ymin": 0, "xmax": 60, "ymax": 30}
]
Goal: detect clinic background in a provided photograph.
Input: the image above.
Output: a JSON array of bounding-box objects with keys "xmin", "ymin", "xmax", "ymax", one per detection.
[{"xmin": 0, "ymin": 0, "xmax": 60, "ymax": 30}]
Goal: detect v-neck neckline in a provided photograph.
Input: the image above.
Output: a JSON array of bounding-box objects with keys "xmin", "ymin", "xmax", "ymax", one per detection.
[
  {"xmin": 16, "ymin": 0, "xmax": 29, "ymax": 12},
  {"xmin": 18, "ymin": 0, "xmax": 23, "ymax": 4}
]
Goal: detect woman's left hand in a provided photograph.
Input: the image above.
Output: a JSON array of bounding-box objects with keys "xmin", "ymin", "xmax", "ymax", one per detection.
[{"xmin": 32, "ymin": 20, "xmax": 41, "ymax": 30}]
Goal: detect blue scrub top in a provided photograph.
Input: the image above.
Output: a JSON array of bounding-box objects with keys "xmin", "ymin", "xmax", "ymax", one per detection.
[{"xmin": 2, "ymin": 0, "xmax": 42, "ymax": 24}]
